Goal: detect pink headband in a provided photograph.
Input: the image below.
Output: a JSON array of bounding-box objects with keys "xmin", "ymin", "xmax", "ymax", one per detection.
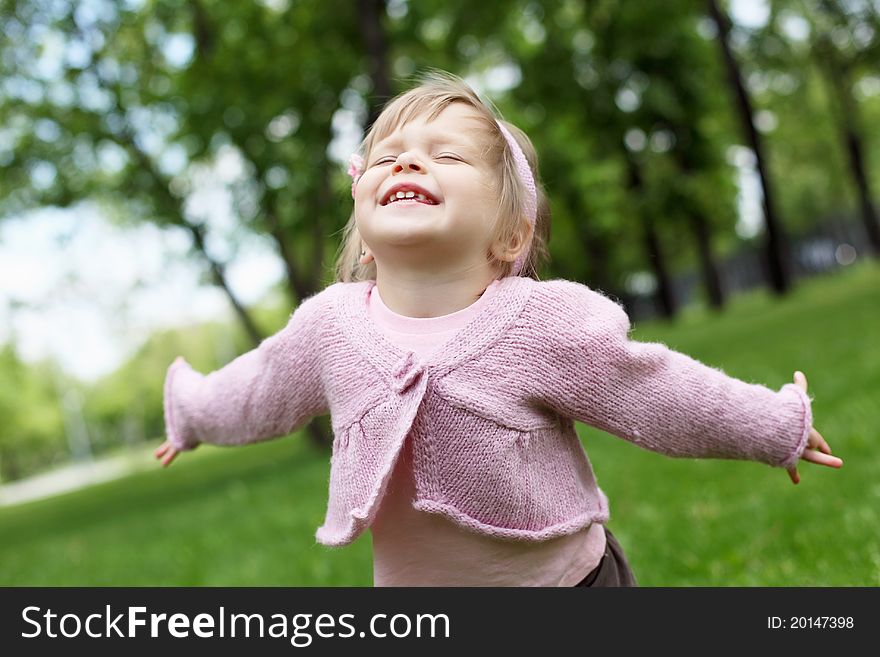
[
  {"xmin": 496, "ymin": 122, "xmax": 537, "ymax": 276},
  {"xmin": 348, "ymin": 120, "xmax": 537, "ymax": 276}
]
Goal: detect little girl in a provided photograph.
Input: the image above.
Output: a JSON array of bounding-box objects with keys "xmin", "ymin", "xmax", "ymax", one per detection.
[{"xmin": 155, "ymin": 70, "xmax": 842, "ymax": 587}]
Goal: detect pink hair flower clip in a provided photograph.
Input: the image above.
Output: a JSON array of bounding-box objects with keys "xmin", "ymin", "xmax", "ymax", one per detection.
[{"xmin": 347, "ymin": 153, "xmax": 364, "ymax": 199}]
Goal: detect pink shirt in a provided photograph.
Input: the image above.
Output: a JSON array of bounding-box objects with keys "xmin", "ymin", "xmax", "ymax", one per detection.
[{"xmin": 367, "ymin": 279, "xmax": 606, "ymax": 586}]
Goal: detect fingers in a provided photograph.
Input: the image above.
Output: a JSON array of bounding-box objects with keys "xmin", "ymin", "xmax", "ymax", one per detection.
[
  {"xmin": 787, "ymin": 466, "xmax": 800, "ymax": 485},
  {"xmin": 161, "ymin": 450, "xmax": 177, "ymax": 468},
  {"xmin": 801, "ymin": 449, "xmax": 843, "ymax": 469},
  {"xmin": 804, "ymin": 427, "xmax": 842, "ymax": 467},
  {"xmin": 154, "ymin": 441, "xmax": 179, "ymax": 467},
  {"xmin": 793, "ymin": 371, "xmax": 808, "ymax": 392},
  {"xmin": 808, "ymin": 428, "xmax": 832, "ymax": 454}
]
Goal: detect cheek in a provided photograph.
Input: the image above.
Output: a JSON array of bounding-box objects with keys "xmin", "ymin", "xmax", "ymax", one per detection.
[
  {"xmin": 353, "ymin": 185, "xmax": 373, "ymax": 214},
  {"xmin": 354, "ymin": 170, "xmax": 383, "ymax": 203}
]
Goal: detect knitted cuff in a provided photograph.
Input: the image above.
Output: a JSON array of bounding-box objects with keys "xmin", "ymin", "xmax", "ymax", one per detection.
[
  {"xmin": 777, "ymin": 383, "xmax": 813, "ymax": 470},
  {"xmin": 163, "ymin": 356, "xmax": 200, "ymax": 452}
]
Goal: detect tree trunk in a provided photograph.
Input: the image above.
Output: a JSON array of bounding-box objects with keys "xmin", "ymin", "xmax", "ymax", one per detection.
[
  {"xmin": 814, "ymin": 36, "xmax": 880, "ymax": 256},
  {"xmin": 561, "ymin": 184, "xmax": 613, "ymax": 292},
  {"xmin": 707, "ymin": 0, "xmax": 792, "ymax": 294},
  {"xmin": 671, "ymin": 144, "xmax": 726, "ymax": 309},
  {"xmin": 688, "ymin": 210, "xmax": 725, "ymax": 309},
  {"xmin": 580, "ymin": 227, "xmax": 614, "ymax": 295},
  {"xmin": 189, "ymin": 0, "xmax": 215, "ymax": 59},
  {"xmin": 626, "ymin": 156, "xmax": 676, "ymax": 318},
  {"xmin": 188, "ymin": 222, "xmax": 264, "ymax": 346},
  {"xmin": 357, "ymin": 0, "xmax": 393, "ymax": 130},
  {"xmin": 843, "ymin": 127, "xmax": 880, "ymax": 256}
]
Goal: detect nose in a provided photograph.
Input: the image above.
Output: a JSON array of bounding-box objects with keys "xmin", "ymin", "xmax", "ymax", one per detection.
[{"xmin": 392, "ymin": 152, "xmax": 423, "ymax": 174}]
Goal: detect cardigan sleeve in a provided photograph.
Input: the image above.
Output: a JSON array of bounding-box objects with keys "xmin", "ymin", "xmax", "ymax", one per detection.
[
  {"xmin": 540, "ymin": 281, "xmax": 811, "ymax": 470},
  {"xmin": 162, "ymin": 292, "xmax": 328, "ymax": 451}
]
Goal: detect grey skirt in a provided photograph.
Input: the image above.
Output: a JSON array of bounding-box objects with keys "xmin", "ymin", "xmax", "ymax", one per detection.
[{"xmin": 574, "ymin": 527, "xmax": 638, "ymax": 587}]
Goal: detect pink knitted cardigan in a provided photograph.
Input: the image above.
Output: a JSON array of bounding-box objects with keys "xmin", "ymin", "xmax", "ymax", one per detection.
[{"xmin": 163, "ymin": 276, "xmax": 812, "ymax": 547}]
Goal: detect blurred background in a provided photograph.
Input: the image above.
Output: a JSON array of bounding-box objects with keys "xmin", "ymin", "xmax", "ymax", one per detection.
[{"xmin": 0, "ymin": 0, "xmax": 878, "ymax": 585}]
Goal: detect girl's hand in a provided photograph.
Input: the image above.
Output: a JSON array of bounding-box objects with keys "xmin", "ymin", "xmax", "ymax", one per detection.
[
  {"xmin": 787, "ymin": 371, "xmax": 843, "ymax": 484},
  {"xmin": 154, "ymin": 440, "xmax": 181, "ymax": 468}
]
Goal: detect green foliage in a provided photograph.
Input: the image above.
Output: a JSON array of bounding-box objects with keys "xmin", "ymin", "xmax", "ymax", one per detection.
[
  {"xmin": 0, "ymin": 291, "xmax": 293, "ymax": 482},
  {"xmin": 3, "ymin": 0, "xmax": 878, "ymax": 283},
  {"xmin": 737, "ymin": 0, "xmax": 875, "ymax": 230},
  {"xmin": 0, "ymin": 345, "xmax": 66, "ymax": 481},
  {"xmin": 84, "ymin": 291, "xmax": 293, "ymax": 442}
]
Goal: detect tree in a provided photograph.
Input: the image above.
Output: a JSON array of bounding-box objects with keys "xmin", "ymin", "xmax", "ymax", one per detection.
[
  {"xmin": 708, "ymin": 0, "xmax": 794, "ymax": 293},
  {"xmin": 808, "ymin": 0, "xmax": 880, "ymax": 255},
  {"xmin": 0, "ymin": 0, "xmax": 372, "ymax": 450},
  {"xmin": 0, "ymin": 344, "xmax": 66, "ymax": 482}
]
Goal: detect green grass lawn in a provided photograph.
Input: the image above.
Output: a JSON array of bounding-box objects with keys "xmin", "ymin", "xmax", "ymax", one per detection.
[{"xmin": 1, "ymin": 262, "xmax": 877, "ymax": 586}]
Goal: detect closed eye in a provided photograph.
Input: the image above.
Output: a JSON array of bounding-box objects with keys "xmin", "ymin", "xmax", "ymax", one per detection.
[{"xmin": 372, "ymin": 153, "xmax": 463, "ymax": 165}]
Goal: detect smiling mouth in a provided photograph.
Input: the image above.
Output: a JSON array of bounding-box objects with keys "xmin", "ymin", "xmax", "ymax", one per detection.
[
  {"xmin": 381, "ymin": 190, "xmax": 440, "ymax": 206},
  {"xmin": 384, "ymin": 198, "xmax": 437, "ymax": 207}
]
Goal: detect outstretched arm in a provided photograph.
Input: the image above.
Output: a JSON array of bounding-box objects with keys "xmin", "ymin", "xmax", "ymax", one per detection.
[
  {"xmin": 156, "ymin": 292, "xmax": 328, "ymax": 466},
  {"xmin": 538, "ymin": 282, "xmax": 828, "ymax": 471}
]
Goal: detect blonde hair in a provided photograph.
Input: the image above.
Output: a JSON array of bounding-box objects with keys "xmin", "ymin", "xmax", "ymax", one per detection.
[{"xmin": 333, "ymin": 69, "xmax": 551, "ymax": 283}]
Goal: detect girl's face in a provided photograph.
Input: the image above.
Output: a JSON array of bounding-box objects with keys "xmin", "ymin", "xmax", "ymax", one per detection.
[{"xmin": 354, "ymin": 103, "xmax": 504, "ymax": 276}]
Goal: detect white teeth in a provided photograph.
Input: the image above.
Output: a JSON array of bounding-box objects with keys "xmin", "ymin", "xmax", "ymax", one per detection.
[{"xmin": 386, "ymin": 190, "xmax": 433, "ymax": 204}]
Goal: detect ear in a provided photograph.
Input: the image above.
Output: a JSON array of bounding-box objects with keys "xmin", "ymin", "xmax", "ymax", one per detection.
[
  {"xmin": 491, "ymin": 218, "xmax": 534, "ymax": 262},
  {"xmin": 359, "ymin": 246, "xmax": 374, "ymax": 265}
]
